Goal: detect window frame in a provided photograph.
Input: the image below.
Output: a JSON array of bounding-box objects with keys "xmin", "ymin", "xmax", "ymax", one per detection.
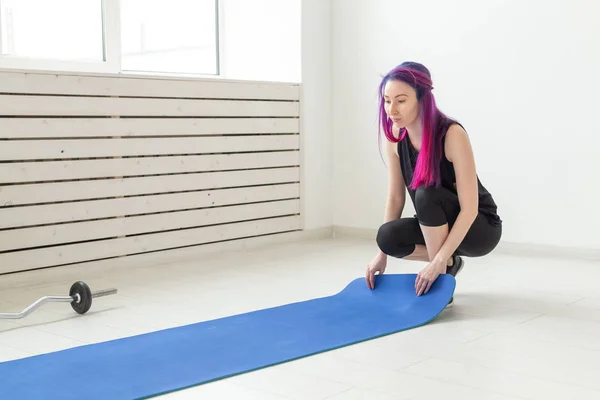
[{"xmin": 0, "ymin": 0, "xmax": 222, "ymax": 77}]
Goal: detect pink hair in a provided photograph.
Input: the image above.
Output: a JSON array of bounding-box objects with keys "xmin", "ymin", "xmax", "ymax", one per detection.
[{"xmin": 378, "ymin": 62, "xmax": 457, "ymax": 189}]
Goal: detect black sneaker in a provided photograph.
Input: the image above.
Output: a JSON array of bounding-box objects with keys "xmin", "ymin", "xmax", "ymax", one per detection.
[
  {"xmin": 446, "ymin": 255, "xmax": 464, "ymax": 308},
  {"xmin": 446, "ymin": 255, "xmax": 464, "ymax": 277}
]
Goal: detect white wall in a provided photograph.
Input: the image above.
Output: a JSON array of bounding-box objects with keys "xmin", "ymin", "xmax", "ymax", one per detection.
[
  {"xmin": 220, "ymin": 0, "xmax": 302, "ymax": 82},
  {"xmin": 220, "ymin": 0, "xmax": 334, "ymax": 231},
  {"xmin": 300, "ymin": 0, "xmax": 333, "ymax": 230},
  {"xmin": 331, "ymin": 0, "xmax": 600, "ymax": 250}
]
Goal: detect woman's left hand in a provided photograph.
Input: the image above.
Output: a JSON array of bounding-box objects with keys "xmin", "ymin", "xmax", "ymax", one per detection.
[{"xmin": 415, "ymin": 259, "xmax": 446, "ymax": 296}]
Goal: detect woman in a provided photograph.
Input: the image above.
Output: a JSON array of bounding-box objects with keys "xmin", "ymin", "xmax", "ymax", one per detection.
[{"xmin": 365, "ymin": 61, "xmax": 502, "ymax": 301}]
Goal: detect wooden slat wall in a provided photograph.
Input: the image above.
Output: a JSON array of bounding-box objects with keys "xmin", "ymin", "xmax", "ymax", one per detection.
[{"xmin": 0, "ymin": 70, "xmax": 301, "ymax": 274}]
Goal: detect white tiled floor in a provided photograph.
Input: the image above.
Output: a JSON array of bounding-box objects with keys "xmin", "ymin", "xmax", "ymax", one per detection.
[{"xmin": 1, "ymin": 236, "xmax": 600, "ymax": 399}]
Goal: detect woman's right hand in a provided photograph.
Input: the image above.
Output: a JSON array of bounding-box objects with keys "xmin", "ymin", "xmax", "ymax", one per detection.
[{"xmin": 365, "ymin": 252, "xmax": 387, "ymax": 289}]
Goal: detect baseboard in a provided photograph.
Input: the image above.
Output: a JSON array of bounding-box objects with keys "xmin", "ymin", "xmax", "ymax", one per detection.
[
  {"xmin": 301, "ymin": 226, "xmax": 335, "ymax": 241},
  {"xmin": 6, "ymin": 226, "xmax": 596, "ymax": 287},
  {"xmin": 495, "ymin": 241, "xmax": 600, "ymax": 261},
  {"xmin": 332, "ymin": 226, "xmax": 377, "ymax": 240},
  {"xmin": 331, "ymin": 225, "xmax": 600, "ymax": 261}
]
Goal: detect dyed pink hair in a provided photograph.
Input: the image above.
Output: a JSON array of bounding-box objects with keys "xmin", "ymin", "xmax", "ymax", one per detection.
[{"xmin": 378, "ymin": 62, "xmax": 457, "ymax": 189}]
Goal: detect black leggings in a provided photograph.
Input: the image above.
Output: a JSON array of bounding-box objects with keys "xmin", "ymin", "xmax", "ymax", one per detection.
[{"xmin": 376, "ymin": 185, "xmax": 502, "ymax": 258}]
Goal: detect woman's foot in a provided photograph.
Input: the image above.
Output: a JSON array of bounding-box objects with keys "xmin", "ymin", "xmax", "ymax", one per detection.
[
  {"xmin": 446, "ymin": 255, "xmax": 464, "ymax": 277},
  {"xmin": 445, "ymin": 255, "xmax": 464, "ymax": 308}
]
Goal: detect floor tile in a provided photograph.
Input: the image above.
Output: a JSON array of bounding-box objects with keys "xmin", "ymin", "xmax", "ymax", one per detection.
[{"xmin": 1, "ymin": 237, "xmax": 599, "ymax": 400}]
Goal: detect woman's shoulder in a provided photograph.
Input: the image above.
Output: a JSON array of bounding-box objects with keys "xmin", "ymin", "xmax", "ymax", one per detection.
[
  {"xmin": 443, "ymin": 122, "xmax": 472, "ymax": 163},
  {"xmin": 445, "ymin": 122, "xmax": 467, "ymax": 139}
]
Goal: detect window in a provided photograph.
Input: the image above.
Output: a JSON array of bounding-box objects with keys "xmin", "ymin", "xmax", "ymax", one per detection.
[
  {"xmin": 0, "ymin": 0, "xmax": 300, "ymax": 82},
  {"xmin": 120, "ymin": 0, "xmax": 219, "ymax": 76},
  {"xmin": 1, "ymin": 0, "xmax": 104, "ymax": 61}
]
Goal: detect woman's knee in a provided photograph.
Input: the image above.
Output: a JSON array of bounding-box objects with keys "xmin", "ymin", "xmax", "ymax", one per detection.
[
  {"xmin": 375, "ymin": 219, "xmax": 420, "ymax": 258},
  {"xmin": 375, "ymin": 221, "xmax": 397, "ymax": 255},
  {"xmin": 414, "ymin": 185, "xmax": 451, "ymax": 226}
]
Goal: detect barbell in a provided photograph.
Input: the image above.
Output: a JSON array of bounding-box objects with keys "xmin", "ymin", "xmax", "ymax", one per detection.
[{"xmin": 0, "ymin": 281, "xmax": 117, "ymax": 319}]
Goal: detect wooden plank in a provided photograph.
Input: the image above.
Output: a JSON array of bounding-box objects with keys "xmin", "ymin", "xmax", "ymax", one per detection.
[
  {"xmin": 0, "ymin": 167, "xmax": 300, "ymax": 206},
  {"xmin": 0, "ymin": 70, "xmax": 300, "ymax": 100},
  {"xmin": 0, "ymin": 199, "xmax": 300, "ymax": 252},
  {"xmin": 0, "ymin": 135, "xmax": 299, "ymax": 161},
  {"xmin": 0, "ymin": 95, "xmax": 299, "ymax": 117},
  {"xmin": 0, "ymin": 152, "xmax": 300, "ymax": 183},
  {"xmin": 0, "ymin": 118, "xmax": 300, "ymax": 139},
  {"xmin": 0, "ymin": 184, "xmax": 300, "ymax": 229},
  {"xmin": 0, "ymin": 215, "xmax": 301, "ymax": 274}
]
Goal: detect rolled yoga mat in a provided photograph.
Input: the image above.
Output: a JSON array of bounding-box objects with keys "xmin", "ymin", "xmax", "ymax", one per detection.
[{"xmin": 0, "ymin": 273, "xmax": 455, "ymax": 400}]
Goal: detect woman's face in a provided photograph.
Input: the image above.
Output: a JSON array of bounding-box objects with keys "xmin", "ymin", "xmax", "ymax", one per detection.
[{"xmin": 383, "ymin": 79, "xmax": 419, "ymax": 128}]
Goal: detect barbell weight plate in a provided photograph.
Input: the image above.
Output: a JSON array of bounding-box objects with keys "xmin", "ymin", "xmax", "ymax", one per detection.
[{"xmin": 70, "ymin": 281, "xmax": 92, "ymax": 314}]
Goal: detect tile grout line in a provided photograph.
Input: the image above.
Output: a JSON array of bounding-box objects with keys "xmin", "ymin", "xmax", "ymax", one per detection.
[
  {"xmin": 516, "ymin": 313, "xmax": 546, "ymax": 325},
  {"xmin": 461, "ymin": 331, "xmax": 493, "ymax": 344}
]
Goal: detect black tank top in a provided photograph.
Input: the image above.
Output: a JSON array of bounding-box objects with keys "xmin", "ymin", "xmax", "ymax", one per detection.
[{"xmin": 397, "ymin": 123, "xmax": 502, "ymax": 227}]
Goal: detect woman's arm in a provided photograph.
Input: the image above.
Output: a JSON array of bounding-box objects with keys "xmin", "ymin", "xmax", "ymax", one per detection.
[
  {"xmin": 374, "ymin": 138, "xmax": 406, "ymax": 262},
  {"xmin": 432, "ymin": 124, "xmax": 479, "ymax": 265},
  {"xmin": 366, "ymin": 138, "xmax": 406, "ymax": 289},
  {"xmin": 383, "ymin": 138, "xmax": 406, "ymax": 224}
]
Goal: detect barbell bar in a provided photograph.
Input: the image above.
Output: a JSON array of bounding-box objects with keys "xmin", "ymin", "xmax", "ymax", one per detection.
[{"xmin": 0, "ymin": 281, "xmax": 118, "ymax": 320}]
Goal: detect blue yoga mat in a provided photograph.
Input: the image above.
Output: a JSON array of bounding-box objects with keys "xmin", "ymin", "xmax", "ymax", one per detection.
[{"xmin": 0, "ymin": 273, "xmax": 455, "ymax": 399}]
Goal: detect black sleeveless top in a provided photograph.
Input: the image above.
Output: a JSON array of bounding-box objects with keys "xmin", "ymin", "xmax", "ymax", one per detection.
[{"xmin": 397, "ymin": 123, "xmax": 502, "ymax": 227}]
